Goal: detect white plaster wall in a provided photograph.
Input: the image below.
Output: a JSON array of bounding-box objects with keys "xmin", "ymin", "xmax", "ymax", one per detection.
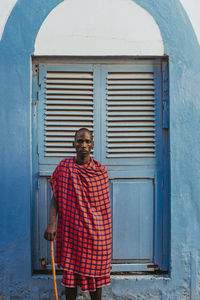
[
  {"xmin": 34, "ymin": 0, "xmax": 164, "ymax": 55},
  {"xmin": 180, "ymin": 0, "xmax": 200, "ymax": 44}
]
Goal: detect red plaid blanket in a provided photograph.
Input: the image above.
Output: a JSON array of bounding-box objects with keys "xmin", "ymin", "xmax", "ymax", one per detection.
[{"xmin": 49, "ymin": 157, "xmax": 112, "ymax": 277}]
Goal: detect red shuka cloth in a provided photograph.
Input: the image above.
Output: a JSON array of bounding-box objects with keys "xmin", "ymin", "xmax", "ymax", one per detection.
[
  {"xmin": 62, "ymin": 271, "xmax": 111, "ymax": 291},
  {"xmin": 49, "ymin": 157, "xmax": 112, "ymax": 277}
]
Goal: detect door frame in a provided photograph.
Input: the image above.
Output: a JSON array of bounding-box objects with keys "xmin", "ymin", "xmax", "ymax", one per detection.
[{"xmin": 31, "ymin": 56, "xmax": 169, "ymax": 273}]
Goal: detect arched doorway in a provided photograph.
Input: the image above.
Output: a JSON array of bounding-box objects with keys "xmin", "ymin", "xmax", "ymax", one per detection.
[{"xmin": 32, "ymin": 0, "xmax": 169, "ymax": 273}]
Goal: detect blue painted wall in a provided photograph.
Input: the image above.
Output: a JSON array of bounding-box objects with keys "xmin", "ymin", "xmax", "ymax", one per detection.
[{"xmin": 1, "ymin": 0, "xmax": 200, "ymax": 298}]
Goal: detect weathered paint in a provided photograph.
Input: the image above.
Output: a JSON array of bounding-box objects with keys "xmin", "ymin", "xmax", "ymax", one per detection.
[{"xmin": 0, "ymin": 0, "xmax": 200, "ymax": 299}]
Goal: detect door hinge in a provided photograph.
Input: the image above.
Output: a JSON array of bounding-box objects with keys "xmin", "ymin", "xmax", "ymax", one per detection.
[
  {"xmin": 162, "ymin": 60, "xmax": 169, "ymax": 129},
  {"xmin": 162, "ymin": 99, "xmax": 169, "ymax": 129},
  {"xmin": 37, "ymin": 90, "xmax": 40, "ymax": 102},
  {"xmin": 147, "ymin": 264, "xmax": 159, "ymax": 271},
  {"xmin": 33, "ymin": 64, "xmax": 39, "ymax": 75},
  {"xmin": 40, "ymin": 258, "xmax": 47, "ymax": 269}
]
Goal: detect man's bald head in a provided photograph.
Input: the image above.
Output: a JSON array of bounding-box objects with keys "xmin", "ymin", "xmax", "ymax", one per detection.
[
  {"xmin": 74, "ymin": 128, "xmax": 93, "ymax": 142},
  {"xmin": 73, "ymin": 128, "xmax": 94, "ymax": 164}
]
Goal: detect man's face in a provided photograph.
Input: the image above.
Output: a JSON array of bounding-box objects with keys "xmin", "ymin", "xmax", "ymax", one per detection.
[{"xmin": 73, "ymin": 130, "xmax": 94, "ymax": 158}]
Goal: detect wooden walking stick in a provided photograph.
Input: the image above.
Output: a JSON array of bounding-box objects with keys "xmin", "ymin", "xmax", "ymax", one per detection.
[{"xmin": 51, "ymin": 241, "xmax": 58, "ymax": 300}]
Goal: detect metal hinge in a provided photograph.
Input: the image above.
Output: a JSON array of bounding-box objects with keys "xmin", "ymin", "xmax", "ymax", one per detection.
[
  {"xmin": 162, "ymin": 61, "xmax": 169, "ymax": 129},
  {"xmin": 147, "ymin": 264, "xmax": 159, "ymax": 271},
  {"xmin": 162, "ymin": 98, "xmax": 169, "ymax": 129},
  {"xmin": 37, "ymin": 90, "xmax": 40, "ymax": 101},
  {"xmin": 33, "ymin": 64, "xmax": 39, "ymax": 75},
  {"xmin": 40, "ymin": 258, "xmax": 47, "ymax": 269}
]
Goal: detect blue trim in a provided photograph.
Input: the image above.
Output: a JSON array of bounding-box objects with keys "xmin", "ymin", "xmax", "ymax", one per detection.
[
  {"xmin": 1, "ymin": 0, "xmax": 63, "ymax": 53},
  {"xmin": 161, "ymin": 60, "xmax": 170, "ymax": 272}
]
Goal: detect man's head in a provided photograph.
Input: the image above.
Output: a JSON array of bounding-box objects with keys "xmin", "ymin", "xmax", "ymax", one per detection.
[{"xmin": 73, "ymin": 128, "xmax": 94, "ymax": 159}]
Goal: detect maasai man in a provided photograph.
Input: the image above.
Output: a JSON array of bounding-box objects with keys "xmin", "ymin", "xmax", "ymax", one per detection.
[{"xmin": 44, "ymin": 128, "xmax": 112, "ymax": 300}]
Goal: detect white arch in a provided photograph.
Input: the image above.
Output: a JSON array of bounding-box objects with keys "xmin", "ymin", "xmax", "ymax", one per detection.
[{"xmin": 34, "ymin": 0, "xmax": 164, "ymax": 55}]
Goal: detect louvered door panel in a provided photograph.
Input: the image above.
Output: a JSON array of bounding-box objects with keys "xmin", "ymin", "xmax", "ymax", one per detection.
[
  {"xmin": 106, "ymin": 72, "xmax": 155, "ymax": 159},
  {"xmin": 38, "ymin": 65, "xmax": 94, "ymax": 165},
  {"xmin": 100, "ymin": 62, "xmax": 163, "ymax": 271},
  {"xmin": 35, "ymin": 60, "xmax": 166, "ymax": 272}
]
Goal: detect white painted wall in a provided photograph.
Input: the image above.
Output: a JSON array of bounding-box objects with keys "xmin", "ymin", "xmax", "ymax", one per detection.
[
  {"xmin": 180, "ymin": 0, "xmax": 200, "ymax": 44},
  {"xmin": 34, "ymin": 0, "xmax": 164, "ymax": 55}
]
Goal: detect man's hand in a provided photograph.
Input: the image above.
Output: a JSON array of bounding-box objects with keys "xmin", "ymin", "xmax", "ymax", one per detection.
[
  {"xmin": 44, "ymin": 195, "xmax": 58, "ymax": 241},
  {"xmin": 44, "ymin": 223, "xmax": 57, "ymax": 241}
]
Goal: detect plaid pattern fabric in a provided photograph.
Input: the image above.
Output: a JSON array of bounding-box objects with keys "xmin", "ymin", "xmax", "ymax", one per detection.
[
  {"xmin": 49, "ymin": 157, "xmax": 112, "ymax": 277},
  {"xmin": 62, "ymin": 271, "xmax": 111, "ymax": 292}
]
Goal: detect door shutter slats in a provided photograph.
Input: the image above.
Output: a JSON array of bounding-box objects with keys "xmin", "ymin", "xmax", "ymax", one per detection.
[
  {"xmin": 108, "ymin": 80, "xmax": 154, "ymax": 85},
  {"xmin": 45, "ymin": 142, "xmax": 77, "ymax": 147},
  {"xmin": 107, "ymin": 73, "xmax": 154, "ymax": 79},
  {"xmin": 44, "ymin": 70, "xmax": 94, "ymax": 157},
  {"xmin": 46, "ymin": 132, "xmax": 93, "ymax": 137},
  {"xmin": 46, "ymin": 101, "xmax": 93, "ymax": 105},
  {"xmin": 108, "ymin": 112, "xmax": 155, "ymax": 116},
  {"xmin": 108, "ymin": 86, "xmax": 154, "ymax": 91},
  {"xmin": 45, "ymin": 127, "xmax": 94, "ymax": 132},
  {"xmin": 108, "ymin": 132, "xmax": 155, "ymax": 137},
  {"xmin": 108, "ymin": 128, "xmax": 154, "ymax": 132},
  {"xmin": 45, "ymin": 153, "xmax": 76, "ymax": 157},
  {"xmin": 107, "ymin": 122, "xmax": 154, "ymax": 127},
  {"xmin": 108, "ymin": 91, "xmax": 154, "ymax": 96},
  {"xmin": 46, "ymin": 116, "xmax": 93, "ymax": 120},
  {"xmin": 109, "ymin": 148, "xmax": 154, "ymax": 153},
  {"xmin": 107, "ymin": 72, "xmax": 156, "ymax": 159},
  {"xmin": 46, "ymin": 72, "xmax": 93, "ymax": 79},
  {"xmin": 46, "ymin": 95, "xmax": 93, "ymax": 100},
  {"xmin": 108, "ymin": 101, "xmax": 154, "ymax": 106},
  {"xmin": 108, "ymin": 96, "xmax": 154, "ymax": 100},
  {"xmin": 107, "ymin": 117, "xmax": 155, "ymax": 121},
  {"xmin": 45, "ymin": 111, "xmax": 93, "ymax": 116},
  {"xmin": 107, "ymin": 154, "xmax": 154, "ymax": 158},
  {"xmin": 46, "ymin": 85, "xmax": 93, "ymax": 90},
  {"xmin": 108, "ymin": 108, "xmax": 155, "ymax": 112},
  {"xmin": 108, "ymin": 143, "xmax": 155, "ymax": 148},
  {"xmin": 46, "ymin": 137, "xmax": 79, "ymax": 141},
  {"xmin": 45, "ymin": 148, "xmax": 76, "ymax": 152},
  {"xmin": 46, "ymin": 90, "xmax": 93, "ymax": 96},
  {"xmin": 108, "ymin": 138, "xmax": 155, "ymax": 142},
  {"xmin": 46, "ymin": 80, "xmax": 93, "ymax": 84},
  {"xmin": 45, "ymin": 121, "xmax": 93, "ymax": 126}
]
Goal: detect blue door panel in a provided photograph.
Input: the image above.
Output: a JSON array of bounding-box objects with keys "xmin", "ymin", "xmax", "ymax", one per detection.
[
  {"xmin": 112, "ymin": 179, "xmax": 154, "ymax": 261},
  {"xmin": 34, "ymin": 177, "xmax": 53, "ymax": 269}
]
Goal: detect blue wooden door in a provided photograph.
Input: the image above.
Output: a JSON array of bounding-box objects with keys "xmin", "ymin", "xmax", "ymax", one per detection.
[
  {"xmin": 32, "ymin": 59, "xmax": 168, "ymax": 272},
  {"xmin": 100, "ymin": 62, "xmax": 164, "ymax": 271}
]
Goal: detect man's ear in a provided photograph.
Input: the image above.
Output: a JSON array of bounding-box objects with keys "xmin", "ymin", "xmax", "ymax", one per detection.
[{"xmin": 91, "ymin": 140, "xmax": 94, "ymax": 149}]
